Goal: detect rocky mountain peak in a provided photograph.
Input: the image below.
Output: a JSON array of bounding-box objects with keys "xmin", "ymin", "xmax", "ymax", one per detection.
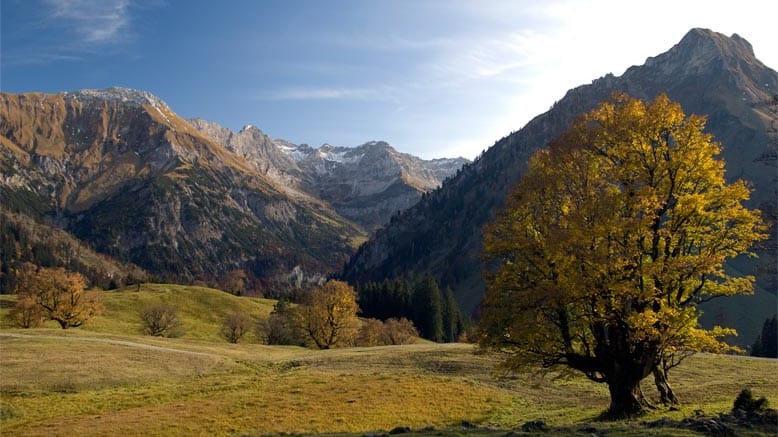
[
  {"xmin": 643, "ymin": 28, "xmax": 761, "ymax": 77},
  {"xmin": 65, "ymin": 86, "xmax": 168, "ymax": 109},
  {"xmin": 360, "ymin": 140, "xmax": 390, "ymax": 150}
]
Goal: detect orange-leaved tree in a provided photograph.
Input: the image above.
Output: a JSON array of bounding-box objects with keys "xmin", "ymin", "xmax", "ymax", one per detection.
[
  {"xmin": 479, "ymin": 94, "xmax": 766, "ymax": 418},
  {"xmin": 15, "ymin": 263, "xmax": 103, "ymax": 329}
]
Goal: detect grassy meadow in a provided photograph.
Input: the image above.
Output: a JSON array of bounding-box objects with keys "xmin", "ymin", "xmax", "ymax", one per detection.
[{"xmin": 1, "ymin": 285, "xmax": 777, "ymax": 436}]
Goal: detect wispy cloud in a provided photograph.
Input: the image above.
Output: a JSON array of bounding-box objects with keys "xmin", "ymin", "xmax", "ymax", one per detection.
[
  {"xmin": 44, "ymin": 0, "xmax": 132, "ymax": 45},
  {"xmin": 2, "ymin": 0, "xmax": 145, "ymax": 66},
  {"xmin": 424, "ymin": 31, "xmax": 547, "ymax": 85},
  {"xmin": 256, "ymin": 86, "xmax": 390, "ymax": 102}
]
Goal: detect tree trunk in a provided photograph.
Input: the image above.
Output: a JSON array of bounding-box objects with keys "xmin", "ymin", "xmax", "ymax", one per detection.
[
  {"xmin": 652, "ymin": 366, "xmax": 679, "ymax": 405},
  {"xmin": 606, "ymin": 375, "xmax": 649, "ymax": 418}
]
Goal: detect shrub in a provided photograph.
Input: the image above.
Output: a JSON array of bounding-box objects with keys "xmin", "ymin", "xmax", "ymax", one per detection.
[
  {"xmin": 382, "ymin": 317, "xmax": 419, "ymax": 345},
  {"xmin": 733, "ymin": 388, "xmax": 770, "ymax": 413},
  {"xmin": 356, "ymin": 318, "xmax": 385, "ymax": 347}
]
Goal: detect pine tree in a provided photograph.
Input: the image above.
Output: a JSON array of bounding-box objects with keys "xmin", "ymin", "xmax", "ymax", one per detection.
[
  {"xmin": 441, "ymin": 287, "xmax": 461, "ymax": 342},
  {"xmin": 412, "ymin": 275, "xmax": 443, "ymax": 341},
  {"xmin": 751, "ymin": 315, "xmax": 778, "ymax": 358}
]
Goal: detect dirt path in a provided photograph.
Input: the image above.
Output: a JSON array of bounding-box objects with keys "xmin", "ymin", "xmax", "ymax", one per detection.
[{"xmin": 0, "ymin": 332, "xmax": 220, "ymax": 357}]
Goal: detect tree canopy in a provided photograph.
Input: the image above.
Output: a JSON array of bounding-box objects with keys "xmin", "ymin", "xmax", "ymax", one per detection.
[{"xmin": 479, "ymin": 94, "xmax": 766, "ymax": 417}]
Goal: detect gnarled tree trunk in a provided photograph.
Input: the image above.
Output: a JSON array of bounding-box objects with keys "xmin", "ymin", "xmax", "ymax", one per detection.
[
  {"xmin": 606, "ymin": 378, "xmax": 648, "ymax": 418},
  {"xmin": 653, "ymin": 366, "xmax": 679, "ymax": 405}
]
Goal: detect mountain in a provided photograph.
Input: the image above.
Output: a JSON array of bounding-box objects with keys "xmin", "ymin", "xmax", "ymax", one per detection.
[
  {"xmin": 188, "ymin": 120, "xmax": 469, "ymax": 231},
  {"xmin": 0, "ymin": 87, "xmax": 365, "ymax": 292},
  {"xmin": 341, "ymin": 29, "xmax": 778, "ymax": 345}
]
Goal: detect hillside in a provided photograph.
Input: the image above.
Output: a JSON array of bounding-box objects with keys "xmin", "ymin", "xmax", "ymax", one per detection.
[
  {"xmin": 94, "ymin": 284, "xmax": 276, "ymax": 341},
  {"xmin": 341, "ymin": 29, "xmax": 778, "ymax": 346},
  {"xmin": 0, "ymin": 283, "xmax": 275, "ymax": 340},
  {"xmin": 0, "ymin": 207, "xmax": 148, "ymax": 292},
  {"xmin": 0, "ymin": 88, "xmax": 365, "ymax": 292}
]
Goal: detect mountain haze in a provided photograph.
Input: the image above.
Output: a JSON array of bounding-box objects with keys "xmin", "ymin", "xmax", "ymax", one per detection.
[{"xmin": 341, "ymin": 29, "xmax": 778, "ymax": 344}]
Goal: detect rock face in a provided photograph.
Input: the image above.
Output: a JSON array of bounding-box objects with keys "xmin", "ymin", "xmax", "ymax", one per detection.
[
  {"xmin": 292, "ymin": 140, "xmax": 467, "ymax": 231},
  {"xmin": 341, "ymin": 28, "xmax": 777, "ymax": 345},
  {"xmin": 188, "ymin": 121, "xmax": 468, "ymax": 231},
  {"xmin": 0, "ymin": 87, "xmax": 365, "ymax": 291},
  {"xmin": 187, "ymin": 119, "xmax": 305, "ymax": 189}
]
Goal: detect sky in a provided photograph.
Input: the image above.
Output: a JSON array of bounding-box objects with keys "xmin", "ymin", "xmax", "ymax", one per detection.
[{"xmin": 1, "ymin": 0, "xmax": 777, "ymax": 160}]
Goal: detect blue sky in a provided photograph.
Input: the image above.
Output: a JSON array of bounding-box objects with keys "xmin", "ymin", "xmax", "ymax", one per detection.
[{"xmin": 2, "ymin": 0, "xmax": 776, "ymax": 159}]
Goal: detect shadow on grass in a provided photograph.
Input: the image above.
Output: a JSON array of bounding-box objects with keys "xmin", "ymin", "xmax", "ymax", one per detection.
[{"xmin": 243, "ymin": 413, "xmax": 778, "ymax": 437}]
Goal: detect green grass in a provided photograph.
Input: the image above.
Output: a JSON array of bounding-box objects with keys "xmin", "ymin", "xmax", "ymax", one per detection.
[
  {"xmin": 1, "ymin": 285, "xmax": 777, "ymax": 436},
  {"xmin": 2, "ymin": 284, "xmax": 277, "ymax": 342}
]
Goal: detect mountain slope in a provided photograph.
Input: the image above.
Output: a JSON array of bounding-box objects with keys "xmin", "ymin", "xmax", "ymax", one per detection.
[
  {"xmin": 188, "ymin": 120, "xmax": 469, "ymax": 231},
  {"xmin": 0, "ymin": 207, "xmax": 149, "ymax": 291},
  {"xmin": 341, "ymin": 29, "xmax": 778, "ymax": 344},
  {"xmin": 0, "ymin": 88, "xmax": 365, "ymax": 291}
]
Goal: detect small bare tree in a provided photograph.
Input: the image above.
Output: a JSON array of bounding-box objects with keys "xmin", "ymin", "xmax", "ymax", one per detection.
[
  {"xmin": 139, "ymin": 304, "xmax": 182, "ymax": 337},
  {"xmin": 221, "ymin": 311, "xmax": 251, "ymax": 343}
]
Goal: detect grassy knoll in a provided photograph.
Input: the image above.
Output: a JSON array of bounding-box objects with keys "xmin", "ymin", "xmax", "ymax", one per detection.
[
  {"xmin": 1, "ymin": 285, "xmax": 777, "ymax": 436},
  {"xmin": 2, "ymin": 284, "xmax": 276, "ymax": 342}
]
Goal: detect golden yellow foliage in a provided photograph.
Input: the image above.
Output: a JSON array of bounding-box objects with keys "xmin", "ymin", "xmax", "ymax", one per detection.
[
  {"xmin": 480, "ymin": 93, "xmax": 766, "ymax": 417},
  {"xmin": 299, "ymin": 280, "xmax": 360, "ymax": 349}
]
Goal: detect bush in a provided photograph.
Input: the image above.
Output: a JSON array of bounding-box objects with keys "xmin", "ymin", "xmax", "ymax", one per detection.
[
  {"xmin": 139, "ymin": 304, "xmax": 182, "ymax": 337},
  {"xmin": 734, "ymin": 388, "xmax": 770, "ymax": 414},
  {"xmin": 356, "ymin": 318, "xmax": 385, "ymax": 347},
  {"xmin": 382, "ymin": 317, "xmax": 418, "ymax": 345},
  {"xmin": 221, "ymin": 311, "xmax": 251, "ymax": 343}
]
